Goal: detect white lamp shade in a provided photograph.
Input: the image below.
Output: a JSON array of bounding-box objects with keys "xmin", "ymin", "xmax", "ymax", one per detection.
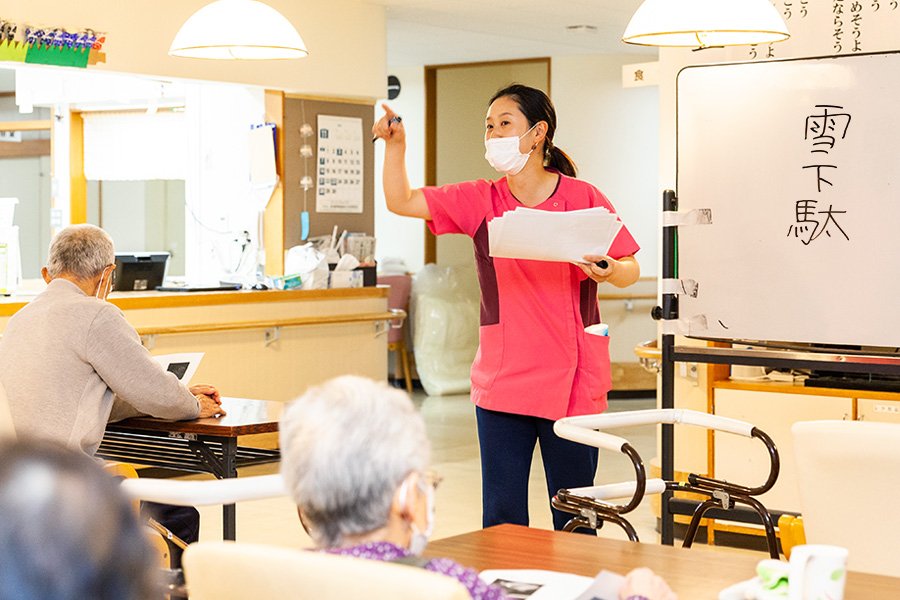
[
  {"xmin": 169, "ymin": 0, "xmax": 308, "ymax": 60},
  {"xmin": 622, "ymin": 0, "xmax": 790, "ymax": 48}
]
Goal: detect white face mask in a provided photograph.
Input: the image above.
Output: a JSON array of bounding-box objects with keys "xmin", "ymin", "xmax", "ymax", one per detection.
[
  {"xmin": 484, "ymin": 123, "xmax": 537, "ymax": 175},
  {"xmin": 408, "ymin": 482, "xmax": 434, "ymax": 556}
]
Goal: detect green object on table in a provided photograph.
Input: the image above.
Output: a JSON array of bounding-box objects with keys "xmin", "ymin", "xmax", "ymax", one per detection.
[{"xmin": 757, "ymin": 559, "xmax": 790, "ymax": 597}]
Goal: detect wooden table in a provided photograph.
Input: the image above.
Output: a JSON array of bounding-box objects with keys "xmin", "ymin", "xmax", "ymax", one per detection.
[
  {"xmin": 427, "ymin": 525, "xmax": 900, "ymax": 599},
  {"xmin": 97, "ymin": 397, "xmax": 282, "ymax": 541}
]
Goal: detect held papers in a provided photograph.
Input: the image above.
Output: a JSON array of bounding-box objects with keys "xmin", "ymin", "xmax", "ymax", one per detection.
[{"xmin": 488, "ymin": 207, "xmax": 622, "ymax": 263}]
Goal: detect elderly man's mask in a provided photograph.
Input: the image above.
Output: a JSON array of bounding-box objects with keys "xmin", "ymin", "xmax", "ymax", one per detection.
[{"xmin": 95, "ymin": 265, "xmax": 115, "ymax": 300}]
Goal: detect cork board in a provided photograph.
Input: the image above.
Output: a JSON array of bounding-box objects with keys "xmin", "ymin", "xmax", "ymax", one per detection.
[{"xmin": 283, "ymin": 96, "xmax": 375, "ymax": 249}]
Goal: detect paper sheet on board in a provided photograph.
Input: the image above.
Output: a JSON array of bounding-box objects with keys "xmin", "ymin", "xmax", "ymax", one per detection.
[
  {"xmin": 488, "ymin": 207, "xmax": 622, "ymax": 263},
  {"xmin": 152, "ymin": 353, "xmax": 204, "ymax": 384}
]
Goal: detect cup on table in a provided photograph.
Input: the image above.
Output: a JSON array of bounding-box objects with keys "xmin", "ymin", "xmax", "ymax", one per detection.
[{"xmin": 788, "ymin": 544, "xmax": 848, "ymax": 600}]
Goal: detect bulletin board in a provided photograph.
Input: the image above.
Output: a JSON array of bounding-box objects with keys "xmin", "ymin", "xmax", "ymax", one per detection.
[
  {"xmin": 676, "ymin": 51, "xmax": 900, "ymax": 349},
  {"xmin": 283, "ymin": 96, "xmax": 375, "ymax": 250}
]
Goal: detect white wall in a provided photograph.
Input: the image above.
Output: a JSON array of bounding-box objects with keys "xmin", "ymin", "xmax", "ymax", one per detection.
[
  {"xmin": 552, "ymin": 54, "xmax": 659, "ymax": 277},
  {"xmin": 5, "ymin": 0, "xmax": 386, "ymax": 100},
  {"xmin": 373, "ymin": 65, "xmax": 427, "ymax": 273}
]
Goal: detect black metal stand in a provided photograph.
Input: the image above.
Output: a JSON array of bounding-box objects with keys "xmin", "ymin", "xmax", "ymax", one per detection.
[{"xmin": 658, "ymin": 189, "xmax": 678, "ymax": 546}]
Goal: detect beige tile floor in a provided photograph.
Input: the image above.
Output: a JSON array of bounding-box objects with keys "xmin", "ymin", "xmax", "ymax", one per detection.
[{"xmin": 191, "ymin": 392, "xmax": 661, "ymax": 549}]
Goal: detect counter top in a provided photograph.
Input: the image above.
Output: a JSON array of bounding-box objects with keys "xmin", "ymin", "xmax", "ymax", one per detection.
[
  {"xmin": 714, "ymin": 378, "xmax": 900, "ymax": 401},
  {"xmin": 0, "ymin": 285, "xmax": 388, "ymax": 316}
]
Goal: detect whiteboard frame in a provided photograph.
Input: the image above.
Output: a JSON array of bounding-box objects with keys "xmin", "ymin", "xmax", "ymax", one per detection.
[{"xmin": 675, "ymin": 50, "xmax": 900, "ymax": 354}]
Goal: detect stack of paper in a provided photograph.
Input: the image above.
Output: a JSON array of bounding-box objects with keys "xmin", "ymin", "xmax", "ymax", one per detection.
[{"xmin": 488, "ymin": 206, "xmax": 622, "ymax": 263}]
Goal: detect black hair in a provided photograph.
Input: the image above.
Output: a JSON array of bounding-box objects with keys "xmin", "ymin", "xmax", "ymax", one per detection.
[
  {"xmin": 0, "ymin": 440, "xmax": 158, "ymax": 600},
  {"xmin": 489, "ymin": 83, "xmax": 578, "ymax": 177}
]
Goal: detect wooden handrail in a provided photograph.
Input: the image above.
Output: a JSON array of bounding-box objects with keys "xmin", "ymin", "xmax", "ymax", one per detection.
[
  {"xmin": 135, "ymin": 310, "xmax": 403, "ymax": 337},
  {"xmin": 597, "ymin": 294, "xmax": 657, "ymax": 301},
  {"xmin": 0, "ymin": 120, "xmax": 52, "ymax": 132}
]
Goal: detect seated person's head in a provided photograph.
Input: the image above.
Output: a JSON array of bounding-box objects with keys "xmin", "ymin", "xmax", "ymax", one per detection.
[
  {"xmin": 43, "ymin": 224, "xmax": 116, "ymax": 299},
  {"xmin": 0, "ymin": 440, "xmax": 158, "ymax": 600},
  {"xmin": 280, "ymin": 376, "xmax": 435, "ymax": 553}
]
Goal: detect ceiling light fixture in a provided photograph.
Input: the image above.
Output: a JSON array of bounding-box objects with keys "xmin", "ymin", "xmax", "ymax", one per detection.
[
  {"xmin": 622, "ymin": 0, "xmax": 790, "ymax": 49},
  {"xmin": 169, "ymin": 0, "xmax": 308, "ymax": 60}
]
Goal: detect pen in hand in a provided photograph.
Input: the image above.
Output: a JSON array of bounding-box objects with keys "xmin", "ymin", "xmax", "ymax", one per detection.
[{"xmin": 372, "ymin": 115, "xmax": 402, "ymax": 142}]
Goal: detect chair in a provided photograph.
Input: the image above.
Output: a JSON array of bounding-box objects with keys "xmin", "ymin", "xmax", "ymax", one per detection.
[
  {"xmin": 553, "ymin": 408, "xmax": 782, "ymax": 558},
  {"xmin": 777, "ymin": 513, "xmax": 806, "ymax": 559},
  {"xmin": 183, "ymin": 541, "xmax": 471, "ymax": 600},
  {"xmin": 378, "ymin": 274, "xmax": 413, "ymax": 393},
  {"xmin": 119, "ymin": 472, "xmax": 286, "ymax": 506},
  {"xmin": 102, "ymin": 461, "xmax": 173, "ymax": 567},
  {"xmin": 792, "ymin": 420, "xmax": 900, "ymax": 577}
]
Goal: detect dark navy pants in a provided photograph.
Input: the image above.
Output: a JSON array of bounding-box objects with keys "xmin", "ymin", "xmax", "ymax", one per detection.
[{"xmin": 476, "ymin": 406, "xmax": 598, "ymax": 533}]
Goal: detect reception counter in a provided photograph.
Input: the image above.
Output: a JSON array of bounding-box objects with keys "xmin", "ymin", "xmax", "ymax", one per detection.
[{"xmin": 0, "ymin": 286, "xmax": 390, "ymax": 403}]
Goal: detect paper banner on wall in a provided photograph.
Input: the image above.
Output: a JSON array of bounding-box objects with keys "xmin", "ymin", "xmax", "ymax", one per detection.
[
  {"xmin": 248, "ymin": 123, "xmax": 278, "ymax": 212},
  {"xmin": 316, "ymin": 115, "xmax": 363, "ymax": 213}
]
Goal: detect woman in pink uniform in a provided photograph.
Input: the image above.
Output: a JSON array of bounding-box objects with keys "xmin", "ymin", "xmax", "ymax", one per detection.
[{"xmin": 373, "ymin": 84, "xmax": 641, "ymax": 532}]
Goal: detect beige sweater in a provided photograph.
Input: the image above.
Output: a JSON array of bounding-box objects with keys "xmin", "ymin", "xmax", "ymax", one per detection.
[{"xmin": 0, "ymin": 279, "xmax": 200, "ymax": 456}]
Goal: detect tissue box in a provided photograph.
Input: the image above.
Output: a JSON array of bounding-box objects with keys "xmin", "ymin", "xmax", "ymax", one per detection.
[
  {"xmin": 328, "ymin": 263, "xmax": 376, "ymax": 287},
  {"xmin": 329, "ymin": 270, "xmax": 364, "ymax": 289}
]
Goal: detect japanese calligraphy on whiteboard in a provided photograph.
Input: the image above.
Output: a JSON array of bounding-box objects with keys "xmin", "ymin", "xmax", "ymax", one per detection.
[{"xmin": 317, "ymin": 115, "xmax": 363, "ymax": 213}]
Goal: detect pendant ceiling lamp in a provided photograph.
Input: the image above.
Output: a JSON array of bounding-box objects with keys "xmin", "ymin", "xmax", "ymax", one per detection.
[
  {"xmin": 169, "ymin": 0, "xmax": 308, "ymax": 60},
  {"xmin": 622, "ymin": 0, "xmax": 790, "ymax": 49}
]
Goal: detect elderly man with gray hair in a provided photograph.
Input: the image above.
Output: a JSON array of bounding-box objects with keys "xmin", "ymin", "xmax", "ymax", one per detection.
[{"xmin": 0, "ymin": 224, "xmax": 226, "ymax": 566}]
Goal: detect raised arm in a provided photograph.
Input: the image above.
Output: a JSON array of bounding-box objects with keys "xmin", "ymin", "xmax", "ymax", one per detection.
[{"xmin": 373, "ymin": 104, "xmax": 431, "ymax": 221}]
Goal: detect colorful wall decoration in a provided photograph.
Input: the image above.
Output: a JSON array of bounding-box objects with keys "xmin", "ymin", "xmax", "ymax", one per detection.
[{"xmin": 0, "ymin": 20, "xmax": 106, "ymax": 67}]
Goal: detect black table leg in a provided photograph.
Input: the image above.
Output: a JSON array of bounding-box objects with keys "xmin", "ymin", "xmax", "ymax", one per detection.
[{"xmin": 221, "ymin": 437, "xmax": 238, "ymax": 541}]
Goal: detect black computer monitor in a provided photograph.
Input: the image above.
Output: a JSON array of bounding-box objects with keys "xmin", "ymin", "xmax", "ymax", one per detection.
[{"xmin": 113, "ymin": 252, "xmax": 169, "ymax": 292}]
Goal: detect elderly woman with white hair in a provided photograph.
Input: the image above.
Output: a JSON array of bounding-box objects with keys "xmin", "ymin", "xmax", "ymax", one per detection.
[{"xmin": 279, "ymin": 376, "xmax": 676, "ymax": 600}]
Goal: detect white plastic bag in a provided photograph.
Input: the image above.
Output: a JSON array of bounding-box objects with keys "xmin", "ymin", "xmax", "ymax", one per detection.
[
  {"xmin": 411, "ymin": 264, "xmax": 480, "ymax": 396},
  {"xmin": 284, "ymin": 244, "xmax": 329, "ymax": 290}
]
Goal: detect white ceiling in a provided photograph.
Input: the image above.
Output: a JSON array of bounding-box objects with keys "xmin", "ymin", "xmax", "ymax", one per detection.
[{"xmin": 377, "ymin": 0, "xmax": 657, "ymax": 66}]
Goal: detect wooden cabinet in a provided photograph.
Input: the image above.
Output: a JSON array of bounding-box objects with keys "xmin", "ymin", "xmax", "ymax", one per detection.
[
  {"xmin": 857, "ymin": 398, "xmax": 900, "ymax": 424},
  {"xmin": 672, "ymin": 343, "xmax": 900, "ymax": 515}
]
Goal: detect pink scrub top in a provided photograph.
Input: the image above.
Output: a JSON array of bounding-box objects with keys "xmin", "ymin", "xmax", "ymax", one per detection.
[{"xmin": 423, "ymin": 172, "xmax": 640, "ymax": 421}]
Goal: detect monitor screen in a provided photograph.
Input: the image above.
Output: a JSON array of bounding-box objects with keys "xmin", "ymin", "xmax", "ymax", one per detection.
[{"xmin": 114, "ymin": 252, "xmax": 169, "ymax": 292}]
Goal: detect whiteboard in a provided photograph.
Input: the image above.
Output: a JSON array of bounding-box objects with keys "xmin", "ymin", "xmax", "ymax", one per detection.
[{"xmin": 677, "ymin": 52, "xmax": 900, "ymax": 349}]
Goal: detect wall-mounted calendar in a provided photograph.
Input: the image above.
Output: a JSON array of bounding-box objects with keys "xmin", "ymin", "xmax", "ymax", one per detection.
[{"xmin": 316, "ymin": 115, "xmax": 363, "ymax": 214}]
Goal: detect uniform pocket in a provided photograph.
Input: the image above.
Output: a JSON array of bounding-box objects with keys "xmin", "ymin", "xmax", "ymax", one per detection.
[
  {"xmin": 470, "ymin": 323, "xmax": 503, "ymax": 391},
  {"xmin": 583, "ymin": 332, "xmax": 612, "ymax": 399}
]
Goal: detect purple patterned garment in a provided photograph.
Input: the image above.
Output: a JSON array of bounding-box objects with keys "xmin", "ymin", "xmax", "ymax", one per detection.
[{"xmin": 325, "ymin": 541, "xmax": 509, "ymax": 600}]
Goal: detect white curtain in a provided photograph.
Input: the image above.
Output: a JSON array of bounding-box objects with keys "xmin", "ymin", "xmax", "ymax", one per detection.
[{"xmin": 82, "ymin": 111, "xmax": 187, "ymax": 181}]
